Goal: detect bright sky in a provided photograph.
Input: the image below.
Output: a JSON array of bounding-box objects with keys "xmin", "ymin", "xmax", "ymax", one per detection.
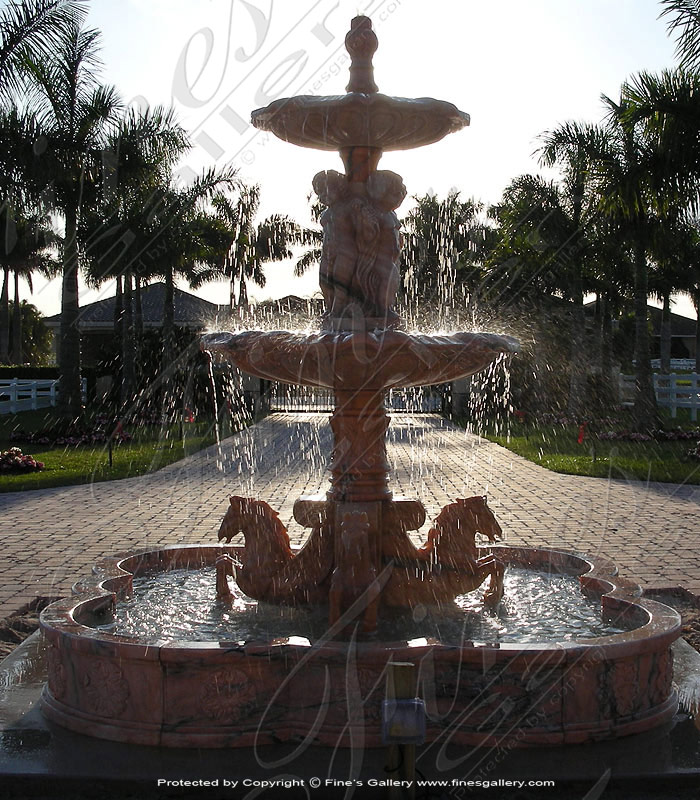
[{"xmin": 26, "ymin": 0, "xmax": 694, "ymax": 318}]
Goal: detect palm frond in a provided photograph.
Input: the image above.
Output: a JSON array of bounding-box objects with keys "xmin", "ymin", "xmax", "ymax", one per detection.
[{"xmin": 659, "ymin": 0, "xmax": 700, "ymax": 70}]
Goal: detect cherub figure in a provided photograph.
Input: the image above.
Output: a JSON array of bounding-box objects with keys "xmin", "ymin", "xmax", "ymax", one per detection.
[
  {"xmin": 313, "ymin": 170, "xmax": 363, "ymax": 319},
  {"xmin": 355, "ymin": 170, "xmax": 406, "ymax": 323},
  {"xmin": 312, "ymin": 168, "xmax": 406, "ymax": 325}
]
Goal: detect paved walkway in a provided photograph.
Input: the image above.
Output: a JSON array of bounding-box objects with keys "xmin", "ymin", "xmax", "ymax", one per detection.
[{"xmin": 2, "ymin": 413, "xmax": 700, "ymax": 618}]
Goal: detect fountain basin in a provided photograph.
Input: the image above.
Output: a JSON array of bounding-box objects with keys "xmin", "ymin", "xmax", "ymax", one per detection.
[
  {"xmin": 40, "ymin": 545, "xmax": 680, "ymax": 748},
  {"xmin": 251, "ymin": 93, "xmax": 470, "ymax": 152},
  {"xmin": 202, "ymin": 329, "xmax": 518, "ymax": 390}
]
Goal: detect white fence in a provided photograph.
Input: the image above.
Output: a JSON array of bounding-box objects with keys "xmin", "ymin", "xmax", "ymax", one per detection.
[
  {"xmin": 620, "ymin": 373, "xmax": 700, "ymax": 420},
  {"xmin": 650, "ymin": 358, "xmax": 696, "ymax": 371},
  {"xmin": 0, "ymin": 378, "xmax": 87, "ymax": 415}
]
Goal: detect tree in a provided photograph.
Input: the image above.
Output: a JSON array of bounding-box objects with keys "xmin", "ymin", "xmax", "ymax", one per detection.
[
  {"xmin": 0, "ymin": 203, "xmax": 59, "ymax": 363},
  {"xmin": 80, "ymin": 105, "xmax": 191, "ymax": 405},
  {"xmin": 124, "ymin": 169, "xmax": 236, "ymax": 371},
  {"xmin": 588, "ymin": 94, "xmax": 668, "ymax": 428},
  {"xmin": 660, "ymin": 0, "xmax": 700, "ymax": 71},
  {"xmin": 212, "ymin": 184, "xmax": 304, "ymax": 310},
  {"xmin": 22, "ymin": 16, "xmax": 121, "ymax": 416},
  {"xmin": 485, "ymin": 175, "xmax": 580, "ymax": 307},
  {"xmin": 8, "ymin": 299, "xmax": 52, "ymax": 364},
  {"xmin": 536, "ymin": 121, "xmax": 607, "ymax": 415},
  {"xmin": 621, "ymin": 69, "xmax": 700, "ymax": 375},
  {"xmin": 400, "ymin": 191, "xmax": 487, "ymax": 318},
  {"xmin": 0, "ymin": 0, "xmax": 84, "ymax": 102}
]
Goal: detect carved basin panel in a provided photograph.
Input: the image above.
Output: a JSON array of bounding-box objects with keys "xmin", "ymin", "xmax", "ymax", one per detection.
[{"xmin": 40, "ymin": 545, "xmax": 680, "ymax": 748}]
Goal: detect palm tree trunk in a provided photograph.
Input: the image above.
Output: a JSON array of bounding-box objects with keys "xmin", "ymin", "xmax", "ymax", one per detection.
[
  {"xmin": 0, "ymin": 265, "xmax": 9, "ymax": 363},
  {"xmin": 632, "ymin": 240, "xmax": 657, "ymax": 429},
  {"xmin": 11, "ymin": 268, "xmax": 21, "ymax": 363},
  {"xmin": 134, "ymin": 275, "xmax": 143, "ymax": 378},
  {"xmin": 601, "ymin": 294, "xmax": 613, "ymax": 388},
  {"xmin": 120, "ymin": 270, "xmax": 135, "ymax": 409},
  {"xmin": 58, "ymin": 203, "xmax": 82, "ymax": 418},
  {"xmin": 237, "ymin": 272, "xmax": 248, "ymax": 308},
  {"xmin": 113, "ymin": 273, "xmax": 123, "ymax": 401},
  {"xmin": 567, "ymin": 275, "xmax": 586, "ymax": 417},
  {"xmin": 660, "ymin": 291, "xmax": 672, "ymax": 375},
  {"xmin": 592, "ymin": 293, "xmax": 602, "ymax": 371},
  {"xmin": 162, "ymin": 263, "xmax": 175, "ymax": 373},
  {"xmin": 694, "ymin": 290, "xmax": 700, "ymax": 373}
]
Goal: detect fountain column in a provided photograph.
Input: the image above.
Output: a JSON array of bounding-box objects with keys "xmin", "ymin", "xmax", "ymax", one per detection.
[{"xmin": 329, "ymin": 388, "xmax": 391, "ymax": 503}]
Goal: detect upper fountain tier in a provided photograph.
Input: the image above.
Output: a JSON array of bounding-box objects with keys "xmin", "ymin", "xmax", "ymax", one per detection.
[{"xmin": 251, "ymin": 16, "xmax": 469, "ymax": 158}]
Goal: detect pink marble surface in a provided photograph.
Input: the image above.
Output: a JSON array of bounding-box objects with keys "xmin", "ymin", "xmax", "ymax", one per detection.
[{"xmin": 40, "ymin": 545, "xmax": 681, "ymax": 748}]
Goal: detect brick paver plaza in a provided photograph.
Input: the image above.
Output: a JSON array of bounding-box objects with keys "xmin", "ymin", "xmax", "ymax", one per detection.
[{"xmin": 2, "ymin": 412, "xmax": 700, "ymax": 618}]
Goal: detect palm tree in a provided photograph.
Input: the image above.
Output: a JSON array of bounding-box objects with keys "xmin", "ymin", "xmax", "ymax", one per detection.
[
  {"xmin": 401, "ymin": 191, "xmax": 486, "ymax": 312},
  {"xmin": 212, "ymin": 184, "xmax": 305, "ymax": 310},
  {"xmin": 485, "ymin": 175, "xmax": 580, "ymax": 308},
  {"xmin": 660, "ymin": 0, "xmax": 700, "ymax": 71},
  {"xmin": 585, "ymin": 93, "xmax": 668, "ymax": 428},
  {"xmin": 22, "ymin": 16, "xmax": 121, "ymax": 416},
  {"xmin": 536, "ymin": 121, "xmax": 607, "ymax": 415},
  {"xmin": 122, "ymin": 169, "xmax": 236, "ymax": 369},
  {"xmin": 0, "ymin": 0, "xmax": 84, "ymax": 102},
  {"xmin": 593, "ymin": 70, "xmax": 700, "ymax": 425},
  {"xmin": 620, "ymin": 68, "xmax": 700, "ymax": 377},
  {"xmin": 292, "ymin": 197, "xmax": 324, "ymax": 279},
  {"xmin": 0, "ymin": 202, "xmax": 59, "ymax": 363},
  {"xmin": 80, "ymin": 105, "xmax": 191, "ymax": 405}
]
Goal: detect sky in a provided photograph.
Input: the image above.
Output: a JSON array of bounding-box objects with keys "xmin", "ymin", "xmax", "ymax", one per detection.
[{"xmin": 24, "ymin": 0, "xmax": 694, "ymax": 318}]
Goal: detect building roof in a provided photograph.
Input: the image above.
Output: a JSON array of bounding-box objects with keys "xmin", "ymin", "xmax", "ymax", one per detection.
[
  {"xmin": 584, "ymin": 300, "xmax": 697, "ymax": 337},
  {"xmin": 646, "ymin": 305, "xmax": 697, "ymax": 337},
  {"xmin": 44, "ymin": 282, "xmax": 226, "ymax": 330}
]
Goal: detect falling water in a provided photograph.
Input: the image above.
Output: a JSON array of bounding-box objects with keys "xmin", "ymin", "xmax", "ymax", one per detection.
[{"xmin": 205, "ymin": 351, "xmax": 223, "ymax": 471}]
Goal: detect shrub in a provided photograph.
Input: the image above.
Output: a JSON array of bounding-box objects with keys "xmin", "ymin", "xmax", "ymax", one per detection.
[{"xmin": 0, "ymin": 447, "xmax": 44, "ymax": 473}]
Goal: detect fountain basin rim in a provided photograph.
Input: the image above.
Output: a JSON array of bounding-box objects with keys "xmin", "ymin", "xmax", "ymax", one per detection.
[
  {"xmin": 40, "ymin": 544, "xmax": 681, "ymax": 749},
  {"xmin": 251, "ymin": 92, "xmax": 470, "ymax": 151},
  {"xmin": 201, "ymin": 329, "xmax": 519, "ymax": 390},
  {"xmin": 40, "ymin": 544, "xmax": 680, "ymax": 657}
]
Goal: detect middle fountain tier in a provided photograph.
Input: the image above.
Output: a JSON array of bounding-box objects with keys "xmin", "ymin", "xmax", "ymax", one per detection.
[{"xmin": 203, "ymin": 15, "xmax": 517, "ymax": 634}]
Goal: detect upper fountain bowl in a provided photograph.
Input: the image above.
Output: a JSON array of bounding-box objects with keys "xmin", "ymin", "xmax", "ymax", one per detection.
[{"xmin": 251, "ymin": 93, "xmax": 470, "ymax": 152}]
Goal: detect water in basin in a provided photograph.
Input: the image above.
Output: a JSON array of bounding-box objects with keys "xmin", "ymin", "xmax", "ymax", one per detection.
[{"xmin": 106, "ymin": 565, "xmax": 632, "ymax": 645}]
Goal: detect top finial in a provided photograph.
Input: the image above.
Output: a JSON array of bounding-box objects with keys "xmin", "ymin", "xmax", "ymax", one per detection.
[{"xmin": 345, "ymin": 16, "xmax": 378, "ymax": 94}]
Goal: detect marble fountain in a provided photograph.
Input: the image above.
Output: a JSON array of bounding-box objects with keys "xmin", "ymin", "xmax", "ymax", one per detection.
[{"xmin": 39, "ymin": 16, "xmax": 680, "ymax": 750}]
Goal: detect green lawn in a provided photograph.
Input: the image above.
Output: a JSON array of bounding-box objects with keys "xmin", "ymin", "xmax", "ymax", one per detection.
[
  {"xmin": 480, "ymin": 422, "xmax": 700, "ymax": 485},
  {"xmin": 0, "ymin": 408, "xmax": 222, "ymax": 492}
]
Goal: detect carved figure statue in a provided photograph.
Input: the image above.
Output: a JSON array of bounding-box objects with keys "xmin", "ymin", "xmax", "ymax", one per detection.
[
  {"xmin": 313, "ymin": 168, "xmax": 406, "ymax": 324},
  {"xmin": 216, "ymin": 494, "xmax": 504, "ymax": 612},
  {"xmin": 313, "ymin": 169, "xmax": 362, "ymax": 318},
  {"xmin": 383, "ymin": 496, "xmax": 505, "ymax": 608},
  {"xmin": 329, "ymin": 511, "xmax": 381, "ymax": 634},
  {"xmin": 217, "ymin": 496, "xmax": 334, "ymax": 605},
  {"xmin": 356, "ymin": 170, "xmax": 406, "ymax": 323}
]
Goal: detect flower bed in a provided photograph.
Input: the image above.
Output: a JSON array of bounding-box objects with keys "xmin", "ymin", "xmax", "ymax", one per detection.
[{"xmin": 0, "ymin": 447, "xmax": 44, "ymax": 473}]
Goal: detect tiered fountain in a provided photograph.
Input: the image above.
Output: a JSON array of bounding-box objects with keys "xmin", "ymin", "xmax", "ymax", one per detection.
[{"xmin": 40, "ymin": 17, "xmax": 680, "ymax": 749}]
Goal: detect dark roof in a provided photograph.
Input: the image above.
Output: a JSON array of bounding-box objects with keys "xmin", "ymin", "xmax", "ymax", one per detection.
[
  {"xmin": 646, "ymin": 305, "xmax": 697, "ymax": 337},
  {"xmin": 44, "ymin": 282, "xmax": 225, "ymax": 329},
  {"xmin": 584, "ymin": 300, "xmax": 696, "ymax": 337}
]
